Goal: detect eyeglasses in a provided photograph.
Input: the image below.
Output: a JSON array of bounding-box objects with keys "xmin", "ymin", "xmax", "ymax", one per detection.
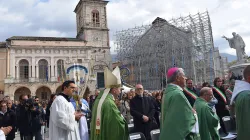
[{"xmin": 35, "ymin": 100, "xmax": 39, "ymax": 101}]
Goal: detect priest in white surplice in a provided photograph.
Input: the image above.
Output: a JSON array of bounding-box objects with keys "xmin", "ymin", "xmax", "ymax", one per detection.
[{"xmin": 49, "ymin": 81, "xmax": 83, "ymax": 140}]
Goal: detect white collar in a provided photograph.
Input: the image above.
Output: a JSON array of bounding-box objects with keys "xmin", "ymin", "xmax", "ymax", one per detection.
[
  {"xmin": 169, "ymin": 83, "xmax": 183, "ymax": 91},
  {"xmin": 231, "ymin": 80, "xmax": 250, "ymax": 104},
  {"xmin": 0, "ymin": 111, "xmax": 6, "ymax": 115}
]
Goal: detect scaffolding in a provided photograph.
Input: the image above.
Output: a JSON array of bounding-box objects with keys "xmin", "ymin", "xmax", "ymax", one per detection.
[{"xmin": 115, "ymin": 11, "xmax": 215, "ymax": 90}]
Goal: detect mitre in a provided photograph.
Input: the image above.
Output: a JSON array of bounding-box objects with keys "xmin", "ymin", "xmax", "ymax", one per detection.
[
  {"xmin": 104, "ymin": 66, "xmax": 121, "ymax": 88},
  {"xmin": 95, "ymin": 66, "xmax": 122, "ymax": 134}
]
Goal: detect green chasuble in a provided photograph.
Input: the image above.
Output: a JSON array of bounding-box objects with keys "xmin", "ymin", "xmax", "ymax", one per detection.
[
  {"xmin": 194, "ymin": 98, "xmax": 220, "ymax": 140},
  {"xmin": 160, "ymin": 84, "xmax": 199, "ymax": 140},
  {"xmin": 90, "ymin": 91, "xmax": 129, "ymax": 140},
  {"xmin": 235, "ymin": 90, "xmax": 250, "ymax": 140}
]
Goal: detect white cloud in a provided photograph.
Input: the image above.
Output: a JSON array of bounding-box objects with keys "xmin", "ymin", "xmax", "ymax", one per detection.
[
  {"xmin": 37, "ymin": 28, "xmax": 67, "ymax": 37},
  {"xmin": 107, "ymin": 0, "xmax": 250, "ymax": 56},
  {"xmin": 0, "ymin": 0, "xmax": 250, "ymax": 56},
  {"xmin": 0, "ymin": 7, "xmax": 27, "ymax": 23}
]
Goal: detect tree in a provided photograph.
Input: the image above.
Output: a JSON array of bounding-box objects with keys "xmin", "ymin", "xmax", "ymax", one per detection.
[{"xmin": 228, "ymin": 60, "xmax": 237, "ymax": 67}]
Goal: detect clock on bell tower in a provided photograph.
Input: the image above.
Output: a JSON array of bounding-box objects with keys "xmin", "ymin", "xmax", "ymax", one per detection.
[{"xmin": 74, "ymin": 0, "xmax": 110, "ymax": 48}]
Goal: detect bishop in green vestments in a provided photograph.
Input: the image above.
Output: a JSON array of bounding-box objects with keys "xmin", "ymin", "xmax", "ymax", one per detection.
[
  {"xmin": 193, "ymin": 87, "xmax": 220, "ymax": 140},
  {"xmin": 231, "ymin": 65, "xmax": 250, "ymax": 140},
  {"xmin": 90, "ymin": 67, "xmax": 128, "ymax": 140},
  {"xmin": 90, "ymin": 90, "xmax": 128, "ymax": 140},
  {"xmin": 160, "ymin": 67, "xmax": 199, "ymax": 140}
]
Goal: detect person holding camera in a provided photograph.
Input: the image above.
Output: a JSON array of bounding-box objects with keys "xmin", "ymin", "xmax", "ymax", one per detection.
[
  {"xmin": 16, "ymin": 94, "xmax": 32, "ymax": 140},
  {"xmin": 16, "ymin": 94, "xmax": 44, "ymax": 140},
  {"xmin": 30, "ymin": 97, "xmax": 44, "ymax": 140}
]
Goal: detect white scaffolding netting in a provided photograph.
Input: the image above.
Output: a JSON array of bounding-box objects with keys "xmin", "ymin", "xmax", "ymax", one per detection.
[{"xmin": 115, "ymin": 11, "xmax": 215, "ymax": 90}]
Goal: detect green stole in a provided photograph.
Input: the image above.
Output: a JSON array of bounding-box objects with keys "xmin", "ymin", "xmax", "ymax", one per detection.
[{"xmin": 213, "ymin": 87, "xmax": 227, "ymax": 104}]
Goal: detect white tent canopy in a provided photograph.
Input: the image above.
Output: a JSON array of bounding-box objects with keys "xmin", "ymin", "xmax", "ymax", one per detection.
[{"xmin": 122, "ymin": 85, "xmax": 133, "ymax": 93}]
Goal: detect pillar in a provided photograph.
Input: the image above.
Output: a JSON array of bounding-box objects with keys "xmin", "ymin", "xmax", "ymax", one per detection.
[
  {"xmin": 9, "ymin": 53, "xmax": 15, "ymax": 78},
  {"xmin": 29, "ymin": 57, "xmax": 36, "ymax": 82},
  {"xmin": 48, "ymin": 65, "xmax": 51, "ymax": 81},
  {"xmin": 16, "ymin": 66, "xmax": 19, "ymax": 80},
  {"xmin": 51, "ymin": 57, "xmax": 56, "ymax": 82},
  {"xmin": 36, "ymin": 65, "xmax": 39, "ymax": 79},
  {"xmin": 32, "ymin": 57, "xmax": 36, "ymax": 78}
]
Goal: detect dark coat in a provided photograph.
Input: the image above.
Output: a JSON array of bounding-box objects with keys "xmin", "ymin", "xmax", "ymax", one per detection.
[
  {"xmin": 16, "ymin": 103, "xmax": 44, "ymax": 135},
  {"xmin": 30, "ymin": 105, "xmax": 44, "ymax": 131},
  {"xmin": 183, "ymin": 87, "xmax": 198, "ymax": 107},
  {"xmin": 154, "ymin": 100, "xmax": 161, "ymax": 128},
  {"xmin": 0, "ymin": 109, "xmax": 16, "ymax": 139},
  {"xmin": 45, "ymin": 102, "xmax": 52, "ymax": 127},
  {"xmin": 149, "ymin": 96, "xmax": 161, "ymax": 129},
  {"xmin": 130, "ymin": 95, "xmax": 155, "ymax": 140},
  {"xmin": 212, "ymin": 86, "xmax": 229, "ymax": 116},
  {"xmin": 212, "ymin": 86, "xmax": 230, "ymax": 134},
  {"xmin": 16, "ymin": 104, "xmax": 32, "ymax": 135}
]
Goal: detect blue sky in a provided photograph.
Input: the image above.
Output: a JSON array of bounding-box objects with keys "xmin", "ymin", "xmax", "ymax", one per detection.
[{"xmin": 0, "ymin": 0, "xmax": 250, "ymax": 55}]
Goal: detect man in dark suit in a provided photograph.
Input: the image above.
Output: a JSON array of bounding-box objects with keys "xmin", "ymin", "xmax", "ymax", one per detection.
[
  {"xmin": 183, "ymin": 78, "xmax": 199, "ymax": 106},
  {"xmin": 0, "ymin": 100, "xmax": 16, "ymax": 140},
  {"xmin": 130, "ymin": 84, "xmax": 155, "ymax": 140}
]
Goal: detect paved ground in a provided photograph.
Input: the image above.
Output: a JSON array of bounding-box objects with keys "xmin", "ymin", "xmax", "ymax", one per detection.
[{"xmin": 14, "ymin": 128, "xmax": 49, "ymax": 140}]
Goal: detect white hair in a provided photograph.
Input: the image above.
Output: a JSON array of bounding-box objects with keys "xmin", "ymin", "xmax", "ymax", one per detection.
[{"xmin": 167, "ymin": 68, "xmax": 185, "ymax": 84}]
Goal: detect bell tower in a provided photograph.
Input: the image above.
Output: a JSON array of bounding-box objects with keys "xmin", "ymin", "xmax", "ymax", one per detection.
[{"xmin": 74, "ymin": 0, "xmax": 110, "ymax": 48}]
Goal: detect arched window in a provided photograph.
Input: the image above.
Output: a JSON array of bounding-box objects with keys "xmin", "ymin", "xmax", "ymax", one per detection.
[
  {"xmin": 19, "ymin": 59, "xmax": 29, "ymax": 81},
  {"xmin": 38, "ymin": 59, "xmax": 48, "ymax": 81},
  {"xmin": 57, "ymin": 60, "xmax": 66, "ymax": 81},
  {"xmin": 92, "ymin": 10, "xmax": 100, "ymax": 27}
]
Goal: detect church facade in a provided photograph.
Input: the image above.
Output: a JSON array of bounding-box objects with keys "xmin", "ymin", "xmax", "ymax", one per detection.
[{"xmin": 0, "ymin": 0, "xmax": 111, "ymax": 101}]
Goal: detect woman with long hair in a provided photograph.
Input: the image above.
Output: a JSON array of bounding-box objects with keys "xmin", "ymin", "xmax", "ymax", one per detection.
[
  {"xmin": 212, "ymin": 77, "xmax": 230, "ymax": 134},
  {"xmin": 154, "ymin": 92, "xmax": 162, "ymax": 128},
  {"xmin": 124, "ymin": 92, "xmax": 133, "ymax": 123}
]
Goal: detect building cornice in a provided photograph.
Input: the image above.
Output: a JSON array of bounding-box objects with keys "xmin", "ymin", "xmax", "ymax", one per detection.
[{"xmin": 9, "ymin": 45, "xmax": 110, "ymax": 49}]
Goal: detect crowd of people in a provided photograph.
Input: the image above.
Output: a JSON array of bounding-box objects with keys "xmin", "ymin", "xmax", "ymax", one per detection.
[
  {"xmin": 0, "ymin": 93, "xmax": 57, "ymax": 140},
  {"xmin": 0, "ymin": 83, "xmax": 92, "ymax": 140},
  {"xmin": 0, "ymin": 65, "xmax": 250, "ymax": 140}
]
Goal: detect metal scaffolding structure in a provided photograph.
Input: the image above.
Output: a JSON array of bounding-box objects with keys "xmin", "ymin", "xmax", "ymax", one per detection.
[{"xmin": 115, "ymin": 11, "xmax": 215, "ymax": 90}]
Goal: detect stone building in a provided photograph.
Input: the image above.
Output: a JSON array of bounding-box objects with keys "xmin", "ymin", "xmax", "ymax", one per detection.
[
  {"xmin": 0, "ymin": 0, "xmax": 111, "ymax": 101},
  {"xmin": 116, "ymin": 17, "xmax": 193, "ymax": 90},
  {"xmin": 213, "ymin": 47, "xmax": 229, "ymax": 79}
]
